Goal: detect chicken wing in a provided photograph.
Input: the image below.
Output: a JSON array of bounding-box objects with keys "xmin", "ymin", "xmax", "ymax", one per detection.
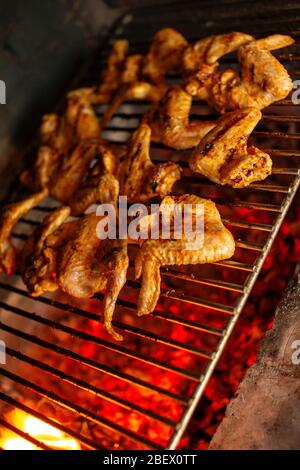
[
  {"xmin": 57, "ymin": 214, "xmax": 129, "ymax": 340},
  {"xmin": 0, "ymin": 190, "xmax": 48, "ymax": 275},
  {"xmin": 20, "ymin": 112, "xmax": 73, "ymax": 192},
  {"xmin": 21, "ymin": 206, "xmax": 72, "ymax": 296},
  {"xmin": 97, "ymin": 39, "xmax": 129, "ymax": 103},
  {"xmin": 50, "ymin": 141, "xmax": 101, "ymax": 203},
  {"xmin": 207, "ymin": 35, "xmax": 294, "ymax": 112},
  {"xmin": 135, "ymin": 194, "xmax": 235, "ymax": 316},
  {"xmin": 146, "ymin": 86, "xmax": 215, "ymax": 149},
  {"xmin": 183, "ymin": 32, "xmax": 253, "ymax": 99},
  {"xmin": 119, "ymin": 123, "xmax": 181, "ymax": 202},
  {"xmin": 99, "ymin": 51, "xmax": 167, "ymax": 132},
  {"xmin": 142, "ymin": 28, "xmax": 188, "ymax": 84},
  {"xmin": 189, "ymin": 107, "xmax": 272, "ymax": 188},
  {"xmin": 21, "ymin": 93, "xmax": 101, "ymax": 194},
  {"xmin": 68, "ymin": 142, "xmax": 124, "ymax": 215}
]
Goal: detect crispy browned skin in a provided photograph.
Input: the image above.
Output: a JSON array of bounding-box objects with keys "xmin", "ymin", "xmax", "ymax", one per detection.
[
  {"xmin": 189, "ymin": 107, "xmax": 272, "ymax": 188},
  {"xmin": 146, "ymin": 86, "xmax": 215, "ymax": 149},
  {"xmin": 57, "ymin": 214, "xmax": 129, "ymax": 340},
  {"xmin": 119, "ymin": 123, "xmax": 181, "ymax": 202},
  {"xmin": 68, "ymin": 142, "xmax": 124, "ymax": 214},
  {"xmin": 0, "ymin": 190, "xmax": 48, "ymax": 275},
  {"xmin": 100, "ymin": 81, "xmax": 167, "ymax": 131},
  {"xmin": 100, "ymin": 50, "xmax": 167, "ymax": 131},
  {"xmin": 187, "ymin": 34, "xmax": 294, "ymax": 112},
  {"xmin": 97, "ymin": 39, "xmax": 129, "ymax": 103},
  {"xmin": 21, "ymin": 206, "xmax": 72, "ymax": 296},
  {"xmin": 21, "ymin": 93, "xmax": 101, "ymax": 196},
  {"xmin": 100, "ymin": 29, "xmax": 187, "ymax": 129},
  {"xmin": 50, "ymin": 141, "xmax": 101, "ymax": 203},
  {"xmin": 21, "ymin": 209, "xmax": 129, "ymax": 340},
  {"xmin": 142, "ymin": 28, "xmax": 188, "ymax": 84},
  {"xmin": 20, "ymin": 112, "xmax": 73, "ymax": 191},
  {"xmin": 135, "ymin": 194, "xmax": 235, "ymax": 315},
  {"xmin": 183, "ymin": 32, "xmax": 253, "ymax": 98}
]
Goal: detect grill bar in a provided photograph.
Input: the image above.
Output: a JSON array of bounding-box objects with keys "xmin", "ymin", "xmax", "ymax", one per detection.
[
  {"xmin": 167, "ymin": 168, "xmax": 300, "ymax": 449},
  {"xmin": 0, "ymin": 392, "xmax": 102, "ymax": 450},
  {"xmin": 0, "ymin": 320, "xmax": 186, "ymax": 403},
  {"xmin": 4, "ymin": 346, "xmax": 176, "ymax": 427},
  {"xmin": 0, "ymin": 417, "xmax": 51, "ymax": 450},
  {"xmin": 0, "ymin": 299, "xmax": 198, "ymax": 382},
  {"xmin": 0, "ymin": 368, "xmax": 163, "ymax": 450}
]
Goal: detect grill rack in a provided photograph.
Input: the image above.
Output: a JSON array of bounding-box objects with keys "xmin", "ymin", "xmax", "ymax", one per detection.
[{"xmin": 0, "ymin": 0, "xmax": 300, "ymax": 450}]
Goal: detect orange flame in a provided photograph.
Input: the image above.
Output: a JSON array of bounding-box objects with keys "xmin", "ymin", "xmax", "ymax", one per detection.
[{"xmin": 0, "ymin": 409, "xmax": 81, "ymax": 450}]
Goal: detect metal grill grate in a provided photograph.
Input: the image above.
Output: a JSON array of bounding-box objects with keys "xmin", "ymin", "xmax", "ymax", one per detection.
[{"xmin": 0, "ymin": 0, "xmax": 300, "ymax": 450}]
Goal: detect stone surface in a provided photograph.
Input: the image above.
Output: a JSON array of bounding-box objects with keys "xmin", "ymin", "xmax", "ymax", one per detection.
[{"xmin": 210, "ymin": 267, "xmax": 300, "ymax": 450}]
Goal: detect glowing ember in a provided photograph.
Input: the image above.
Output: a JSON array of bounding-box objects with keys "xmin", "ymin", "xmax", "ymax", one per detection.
[{"xmin": 0, "ymin": 410, "xmax": 81, "ymax": 450}]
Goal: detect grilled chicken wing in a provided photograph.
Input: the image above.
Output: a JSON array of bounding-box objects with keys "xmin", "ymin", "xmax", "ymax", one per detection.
[
  {"xmin": 21, "ymin": 93, "xmax": 101, "ymax": 195},
  {"xmin": 100, "ymin": 51, "xmax": 167, "ymax": 131},
  {"xmin": 0, "ymin": 190, "xmax": 48, "ymax": 275},
  {"xmin": 189, "ymin": 107, "xmax": 272, "ymax": 188},
  {"xmin": 100, "ymin": 28, "xmax": 187, "ymax": 129},
  {"xmin": 97, "ymin": 39, "xmax": 129, "ymax": 103},
  {"xmin": 57, "ymin": 214, "xmax": 129, "ymax": 340},
  {"xmin": 68, "ymin": 142, "xmax": 124, "ymax": 214},
  {"xmin": 20, "ymin": 112, "xmax": 73, "ymax": 192},
  {"xmin": 183, "ymin": 32, "xmax": 253, "ymax": 98},
  {"xmin": 135, "ymin": 194, "xmax": 235, "ymax": 316},
  {"xmin": 205, "ymin": 35, "xmax": 294, "ymax": 112},
  {"xmin": 142, "ymin": 28, "xmax": 188, "ymax": 84},
  {"xmin": 146, "ymin": 86, "xmax": 215, "ymax": 149},
  {"xmin": 119, "ymin": 123, "xmax": 181, "ymax": 202},
  {"xmin": 21, "ymin": 206, "xmax": 72, "ymax": 296},
  {"xmin": 21, "ymin": 209, "xmax": 129, "ymax": 340}
]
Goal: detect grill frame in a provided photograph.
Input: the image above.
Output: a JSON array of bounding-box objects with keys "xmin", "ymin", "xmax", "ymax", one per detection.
[{"xmin": 1, "ymin": 0, "xmax": 300, "ymax": 451}]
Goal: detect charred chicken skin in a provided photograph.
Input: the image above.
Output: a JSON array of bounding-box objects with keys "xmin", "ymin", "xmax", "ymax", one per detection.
[
  {"xmin": 119, "ymin": 123, "xmax": 181, "ymax": 203},
  {"xmin": 183, "ymin": 32, "xmax": 254, "ymax": 99},
  {"xmin": 57, "ymin": 213, "xmax": 128, "ymax": 341},
  {"xmin": 100, "ymin": 28, "xmax": 187, "ymax": 129},
  {"xmin": 185, "ymin": 34, "xmax": 294, "ymax": 113},
  {"xmin": 21, "ymin": 209, "xmax": 129, "ymax": 341},
  {"xmin": 142, "ymin": 28, "xmax": 188, "ymax": 85},
  {"xmin": 21, "ymin": 206, "xmax": 72, "ymax": 296},
  {"xmin": 68, "ymin": 141, "xmax": 124, "ymax": 215},
  {"xmin": 189, "ymin": 107, "xmax": 272, "ymax": 188},
  {"xmin": 146, "ymin": 85, "xmax": 215, "ymax": 149},
  {"xmin": 135, "ymin": 194, "xmax": 235, "ymax": 316}
]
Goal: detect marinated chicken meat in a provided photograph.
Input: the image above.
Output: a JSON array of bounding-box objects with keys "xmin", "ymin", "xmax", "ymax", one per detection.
[
  {"xmin": 97, "ymin": 39, "xmax": 129, "ymax": 103},
  {"xmin": 100, "ymin": 28, "xmax": 187, "ymax": 129},
  {"xmin": 141, "ymin": 28, "xmax": 188, "ymax": 84},
  {"xmin": 0, "ymin": 190, "xmax": 47, "ymax": 275},
  {"xmin": 185, "ymin": 34, "xmax": 294, "ymax": 113},
  {"xmin": 135, "ymin": 194, "xmax": 235, "ymax": 316},
  {"xmin": 57, "ymin": 213, "xmax": 128, "ymax": 341},
  {"xmin": 146, "ymin": 85, "xmax": 215, "ymax": 149},
  {"xmin": 183, "ymin": 32, "xmax": 253, "ymax": 99},
  {"xmin": 21, "ymin": 206, "xmax": 72, "ymax": 296},
  {"xmin": 68, "ymin": 142, "xmax": 124, "ymax": 214},
  {"xmin": 21, "ymin": 93, "xmax": 101, "ymax": 195},
  {"xmin": 21, "ymin": 209, "xmax": 129, "ymax": 340},
  {"xmin": 119, "ymin": 123, "xmax": 181, "ymax": 202},
  {"xmin": 189, "ymin": 107, "xmax": 272, "ymax": 188}
]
